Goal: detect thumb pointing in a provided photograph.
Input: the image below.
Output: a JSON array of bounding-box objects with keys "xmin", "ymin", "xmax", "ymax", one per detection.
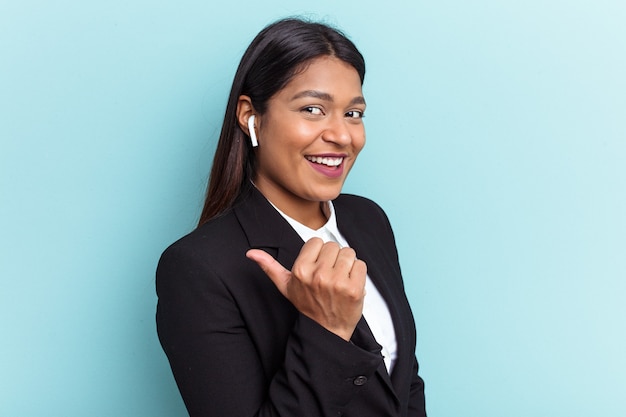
[{"xmin": 246, "ymin": 249, "xmax": 291, "ymax": 295}]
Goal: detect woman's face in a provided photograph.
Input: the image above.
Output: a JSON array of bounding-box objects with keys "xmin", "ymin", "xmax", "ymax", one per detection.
[{"xmin": 252, "ymin": 56, "xmax": 366, "ymax": 223}]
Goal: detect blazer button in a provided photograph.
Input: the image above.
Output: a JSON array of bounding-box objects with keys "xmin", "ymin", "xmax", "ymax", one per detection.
[{"xmin": 353, "ymin": 376, "xmax": 368, "ymax": 386}]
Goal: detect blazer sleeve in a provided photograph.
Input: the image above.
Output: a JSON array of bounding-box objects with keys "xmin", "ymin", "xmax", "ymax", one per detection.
[
  {"xmin": 156, "ymin": 243, "xmax": 385, "ymax": 417},
  {"xmin": 408, "ymin": 356, "xmax": 427, "ymax": 417}
]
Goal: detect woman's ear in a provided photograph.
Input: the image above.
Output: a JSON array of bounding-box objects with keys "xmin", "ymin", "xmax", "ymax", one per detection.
[{"xmin": 236, "ymin": 95, "xmax": 256, "ymax": 135}]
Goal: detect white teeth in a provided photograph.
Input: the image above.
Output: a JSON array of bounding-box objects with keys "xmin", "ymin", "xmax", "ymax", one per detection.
[{"xmin": 306, "ymin": 156, "xmax": 343, "ymax": 167}]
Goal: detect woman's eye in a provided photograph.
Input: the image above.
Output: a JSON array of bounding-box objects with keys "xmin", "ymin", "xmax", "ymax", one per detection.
[
  {"xmin": 346, "ymin": 110, "xmax": 364, "ymax": 119},
  {"xmin": 303, "ymin": 106, "xmax": 323, "ymax": 115}
]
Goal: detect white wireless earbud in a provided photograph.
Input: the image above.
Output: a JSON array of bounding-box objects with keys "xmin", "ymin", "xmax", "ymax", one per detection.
[{"xmin": 247, "ymin": 115, "xmax": 258, "ymax": 147}]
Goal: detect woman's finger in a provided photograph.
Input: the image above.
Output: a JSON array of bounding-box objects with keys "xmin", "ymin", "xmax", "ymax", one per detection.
[{"xmin": 246, "ymin": 249, "xmax": 291, "ymax": 296}]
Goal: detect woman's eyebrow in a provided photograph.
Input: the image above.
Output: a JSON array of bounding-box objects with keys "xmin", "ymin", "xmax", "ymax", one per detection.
[
  {"xmin": 291, "ymin": 90, "xmax": 333, "ymax": 101},
  {"xmin": 291, "ymin": 90, "xmax": 366, "ymax": 106},
  {"xmin": 349, "ymin": 96, "xmax": 366, "ymax": 106}
]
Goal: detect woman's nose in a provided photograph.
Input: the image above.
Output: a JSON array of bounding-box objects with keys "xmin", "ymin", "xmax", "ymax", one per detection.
[{"xmin": 321, "ymin": 114, "xmax": 352, "ymax": 145}]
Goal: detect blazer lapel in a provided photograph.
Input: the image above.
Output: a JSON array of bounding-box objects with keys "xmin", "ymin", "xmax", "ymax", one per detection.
[{"xmin": 233, "ymin": 184, "xmax": 304, "ymax": 271}]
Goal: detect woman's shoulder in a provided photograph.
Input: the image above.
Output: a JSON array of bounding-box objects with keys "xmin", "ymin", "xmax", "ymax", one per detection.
[
  {"xmin": 158, "ymin": 208, "xmax": 247, "ymax": 271},
  {"xmin": 335, "ymin": 193, "xmax": 383, "ymax": 208},
  {"xmin": 334, "ymin": 193, "xmax": 390, "ymax": 221}
]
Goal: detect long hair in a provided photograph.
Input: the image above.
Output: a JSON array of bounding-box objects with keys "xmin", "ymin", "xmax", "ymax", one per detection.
[{"xmin": 198, "ymin": 18, "xmax": 365, "ymax": 226}]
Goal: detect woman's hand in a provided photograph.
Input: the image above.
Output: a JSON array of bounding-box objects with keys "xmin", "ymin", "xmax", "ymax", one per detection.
[{"xmin": 246, "ymin": 237, "xmax": 367, "ymax": 341}]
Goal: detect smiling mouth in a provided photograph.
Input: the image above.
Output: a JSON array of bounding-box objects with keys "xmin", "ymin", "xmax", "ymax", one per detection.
[{"xmin": 305, "ymin": 155, "xmax": 344, "ymax": 167}]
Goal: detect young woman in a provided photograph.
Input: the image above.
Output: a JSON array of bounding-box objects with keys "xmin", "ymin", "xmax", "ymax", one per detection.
[{"xmin": 156, "ymin": 18, "xmax": 427, "ymax": 417}]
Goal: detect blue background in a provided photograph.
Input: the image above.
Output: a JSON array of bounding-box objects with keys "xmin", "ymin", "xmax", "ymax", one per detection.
[{"xmin": 1, "ymin": 1, "xmax": 624, "ymax": 416}]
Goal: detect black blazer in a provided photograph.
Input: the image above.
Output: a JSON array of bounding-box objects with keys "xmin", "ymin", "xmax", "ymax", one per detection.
[{"xmin": 156, "ymin": 185, "xmax": 426, "ymax": 416}]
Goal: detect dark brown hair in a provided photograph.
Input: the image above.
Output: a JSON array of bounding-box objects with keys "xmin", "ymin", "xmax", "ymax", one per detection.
[{"xmin": 198, "ymin": 18, "xmax": 365, "ymax": 226}]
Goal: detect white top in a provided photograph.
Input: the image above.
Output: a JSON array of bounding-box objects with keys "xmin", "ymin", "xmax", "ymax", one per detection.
[{"xmin": 270, "ymin": 200, "xmax": 398, "ymax": 373}]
